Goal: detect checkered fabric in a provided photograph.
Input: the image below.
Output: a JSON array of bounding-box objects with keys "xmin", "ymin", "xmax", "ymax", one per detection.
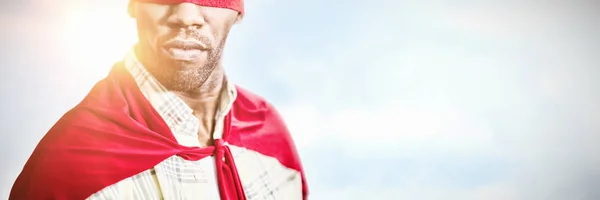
[{"xmin": 87, "ymin": 51, "xmax": 302, "ymax": 200}]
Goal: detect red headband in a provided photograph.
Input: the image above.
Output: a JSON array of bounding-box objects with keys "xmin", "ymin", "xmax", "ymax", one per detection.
[{"xmin": 135, "ymin": 0, "xmax": 244, "ymax": 15}]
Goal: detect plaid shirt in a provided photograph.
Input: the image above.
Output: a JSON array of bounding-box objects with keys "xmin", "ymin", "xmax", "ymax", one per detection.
[{"xmin": 87, "ymin": 51, "xmax": 303, "ymax": 200}]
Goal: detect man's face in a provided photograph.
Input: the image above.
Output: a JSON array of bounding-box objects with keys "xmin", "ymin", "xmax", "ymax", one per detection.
[{"xmin": 131, "ymin": 2, "xmax": 240, "ymax": 92}]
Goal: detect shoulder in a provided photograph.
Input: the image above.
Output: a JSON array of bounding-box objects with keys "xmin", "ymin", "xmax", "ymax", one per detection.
[
  {"xmin": 229, "ymin": 86, "xmax": 308, "ymax": 197},
  {"xmin": 234, "ymin": 85, "xmax": 268, "ymax": 107},
  {"xmin": 229, "ymin": 85, "xmax": 290, "ymax": 135},
  {"xmin": 233, "ymin": 85, "xmax": 280, "ymax": 114}
]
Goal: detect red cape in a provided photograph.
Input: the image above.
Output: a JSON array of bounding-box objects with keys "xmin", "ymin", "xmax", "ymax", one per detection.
[{"xmin": 9, "ymin": 62, "xmax": 307, "ymax": 200}]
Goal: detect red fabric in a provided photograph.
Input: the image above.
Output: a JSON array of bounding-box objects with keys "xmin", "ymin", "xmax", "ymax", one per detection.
[
  {"xmin": 135, "ymin": 0, "xmax": 244, "ymax": 15},
  {"xmin": 9, "ymin": 62, "xmax": 307, "ymax": 200},
  {"xmin": 226, "ymin": 87, "xmax": 310, "ymax": 199}
]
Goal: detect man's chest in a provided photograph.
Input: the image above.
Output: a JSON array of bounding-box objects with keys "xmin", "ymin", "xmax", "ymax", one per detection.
[
  {"xmin": 87, "ymin": 117, "xmax": 302, "ymax": 200},
  {"xmin": 87, "ymin": 145, "xmax": 302, "ymax": 200}
]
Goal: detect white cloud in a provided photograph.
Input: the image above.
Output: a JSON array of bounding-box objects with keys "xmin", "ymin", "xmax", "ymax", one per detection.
[
  {"xmin": 313, "ymin": 182, "xmax": 519, "ymax": 200},
  {"xmin": 278, "ymin": 101, "xmax": 510, "ymax": 199},
  {"xmin": 281, "ymin": 103, "xmax": 498, "ymax": 157}
]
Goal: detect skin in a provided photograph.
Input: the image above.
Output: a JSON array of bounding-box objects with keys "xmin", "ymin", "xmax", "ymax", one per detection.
[{"xmin": 130, "ymin": 2, "xmax": 242, "ymax": 146}]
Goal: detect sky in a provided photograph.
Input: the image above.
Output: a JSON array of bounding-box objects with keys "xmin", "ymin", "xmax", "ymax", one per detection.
[{"xmin": 1, "ymin": 0, "xmax": 599, "ymax": 199}]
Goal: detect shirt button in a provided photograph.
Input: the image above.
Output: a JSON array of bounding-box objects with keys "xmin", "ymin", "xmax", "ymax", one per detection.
[{"xmin": 182, "ymin": 122, "xmax": 194, "ymax": 129}]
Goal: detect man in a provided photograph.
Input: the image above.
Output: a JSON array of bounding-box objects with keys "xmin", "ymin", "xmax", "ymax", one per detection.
[{"xmin": 9, "ymin": 0, "xmax": 308, "ymax": 199}]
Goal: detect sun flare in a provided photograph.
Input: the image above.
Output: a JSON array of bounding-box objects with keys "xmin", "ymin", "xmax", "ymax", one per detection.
[{"xmin": 61, "ymin": 2, "xmax": 138, "ymax": 76}]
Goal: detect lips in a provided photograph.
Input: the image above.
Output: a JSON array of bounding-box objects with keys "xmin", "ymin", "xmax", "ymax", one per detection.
[
  {"xmin": 163, "ymin": 40, "xmax": 208, "ymax": 50},
  {"xmin": 162, "ymin": 40, "xmax": 207, "ymax": 61}
]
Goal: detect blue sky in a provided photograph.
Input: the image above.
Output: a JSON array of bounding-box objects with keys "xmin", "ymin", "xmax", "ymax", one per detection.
[{"xmin": 1, "ymin": 0, "xmax": 599, "ymax": 199}]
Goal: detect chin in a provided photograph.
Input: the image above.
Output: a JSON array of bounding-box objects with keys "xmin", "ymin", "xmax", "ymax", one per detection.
[
  {"xmin": 169, "ymin": 60, "xmax": 208, "ymax": 70},
  {"xmin": 160, "ymin": 55, "xmax": 209, "ymax": 70}
]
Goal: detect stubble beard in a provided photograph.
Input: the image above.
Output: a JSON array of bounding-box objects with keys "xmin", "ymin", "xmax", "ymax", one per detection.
[{"xmin": 148, "ymin": 39, "xmax": 226, "ymax": 93}]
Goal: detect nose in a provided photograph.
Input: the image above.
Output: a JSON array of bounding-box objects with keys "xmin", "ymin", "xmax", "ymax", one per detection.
[{"xmin": 168, "ymin": 3, "xmax": 206, "ymax": 28}]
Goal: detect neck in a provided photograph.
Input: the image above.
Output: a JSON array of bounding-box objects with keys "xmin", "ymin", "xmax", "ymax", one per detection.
[
  {"xmin": 175, "ymin": 68, "xmax": 225, "ymax": 147},
  {"xmin": 173, "ymin": 67, "xmax": 226, "ymax": 118}
]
